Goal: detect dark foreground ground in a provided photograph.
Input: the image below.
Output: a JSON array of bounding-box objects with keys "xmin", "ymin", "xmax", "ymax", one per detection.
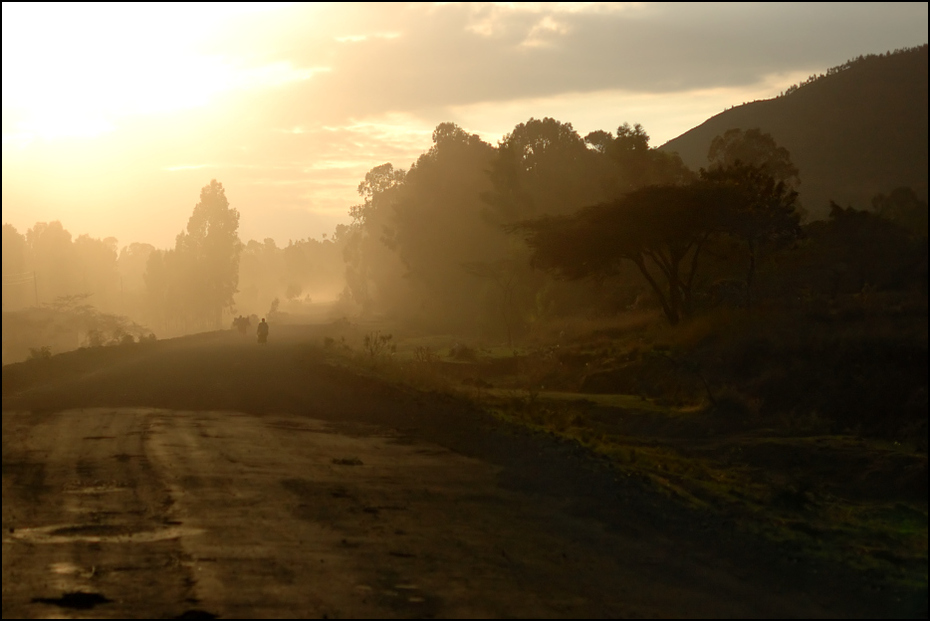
[{"xmin": 2, "ymin": 328, "xmax": 925, "ymax": 618}]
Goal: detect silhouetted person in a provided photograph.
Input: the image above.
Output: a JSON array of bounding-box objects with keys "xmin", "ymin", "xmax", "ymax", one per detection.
[
  {"xmin": 257, "ymin": 318, "xmax": 269, "ymax": 344},
  {"xmin": 233, "ymin": 315, "xmax": 250, "ymax": 336}
]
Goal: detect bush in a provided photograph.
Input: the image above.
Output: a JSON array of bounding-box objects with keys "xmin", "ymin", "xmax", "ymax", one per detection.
[
  {"xmin": 413, "ymin": 346, "xmax": 440, "ymax": 364},
  {"xmin": 28, "ymin": 346, "xmax": 52, "ymax": 361},
  {"xmin": 363, "ymin": 331, "xmax": 395, "ymax": 360},
  {"xmin": 448, "ymin": 343, "xmax": 477, "ymax": 361}
]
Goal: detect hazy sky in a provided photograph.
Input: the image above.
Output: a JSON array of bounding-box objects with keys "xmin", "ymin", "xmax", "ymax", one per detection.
[{"xmin": 3, "ymin": 2, "xmax": 927, "ymax": 249}]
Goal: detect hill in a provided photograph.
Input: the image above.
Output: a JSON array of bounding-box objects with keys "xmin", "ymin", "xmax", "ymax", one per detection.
[{"xmin": 660, "ymin": 45, "xmax": 928, "ymax": 220}]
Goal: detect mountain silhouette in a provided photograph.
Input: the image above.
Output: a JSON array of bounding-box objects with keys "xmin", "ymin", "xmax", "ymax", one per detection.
[{"xmin": 660, "ymin": 45, "xmax": 928, "ymax": 220}]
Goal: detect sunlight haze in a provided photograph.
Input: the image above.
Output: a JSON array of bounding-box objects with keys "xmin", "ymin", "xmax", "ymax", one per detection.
[{"xmin": 3, "ymin": 2, "xmax": 927, "ymax": 248}]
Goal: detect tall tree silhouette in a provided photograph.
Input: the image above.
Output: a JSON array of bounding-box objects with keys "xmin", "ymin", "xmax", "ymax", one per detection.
[
  {"xmin": 144, "ymin": 180, "xmax": 241, "ymax": 332},
  {"xmin": 181, "ymin": 180, "xmax": 242, "ymax": 328},
  {"xmin": 343, "ymin": 163, "xmax": 407, "ymax": 313}
]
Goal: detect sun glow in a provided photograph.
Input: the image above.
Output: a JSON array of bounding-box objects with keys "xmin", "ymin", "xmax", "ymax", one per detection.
[{"xmin": 2, "ymin": 3, "xmax": 304, "ymax": 144}]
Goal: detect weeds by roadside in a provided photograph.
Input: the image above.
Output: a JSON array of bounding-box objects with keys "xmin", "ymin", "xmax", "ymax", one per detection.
[
  {"xmin": 27, "ymin": 346, "xmax": 52, "ymax": 361},
  {"xmin": 310, "ymin": 308, "xmax": 927, "ymax": 591}
]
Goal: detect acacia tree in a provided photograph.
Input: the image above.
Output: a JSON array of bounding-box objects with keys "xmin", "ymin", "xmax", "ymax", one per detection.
[{"xmin": 515, "ymin": 184, "xmax": 727, "ymax": 325}]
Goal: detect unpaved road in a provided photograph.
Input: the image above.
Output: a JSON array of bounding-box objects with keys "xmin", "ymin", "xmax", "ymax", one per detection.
[{"xmin": 2, "ymin": 330, "xmax": 920, "ymax": 617}]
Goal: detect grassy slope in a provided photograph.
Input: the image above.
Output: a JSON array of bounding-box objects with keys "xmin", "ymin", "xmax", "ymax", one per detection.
[{"xmin": 329, "ymin": 306, "xmax": 927, "ymax": 591}]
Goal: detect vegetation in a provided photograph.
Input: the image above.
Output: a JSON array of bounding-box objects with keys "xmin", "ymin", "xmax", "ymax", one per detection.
[
  {"xmin": 2, "ymin": 43, "xmax": 925, "ymax": 592},
  {"xmin": 143, "ymin": 180, "xmax": 242, "ymax": 333},
  {"xmin": 778, "ymin": 44, "xmax": 928, "ymax": 98},
  {"xmin": 306, "ymin": 296, "xmax": 926, "ymax": 591},
  {"xmin": 660, "ymin": 44, "xmax": 927, "ymax": 221}
]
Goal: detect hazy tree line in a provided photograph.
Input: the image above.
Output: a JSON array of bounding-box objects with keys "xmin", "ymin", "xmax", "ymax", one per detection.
[
  {"xmin": 339, "ymin": 118, "xmax": 925, "ymax": 340},
  {"xmin": 340, "ymin": 119, "xmax": 697, "ymax": 340},
  {"xmin": 3, "ymin": 222, "xmax": 128, "ymax": 313},
  {"xmin": 2, "ymin": 180, "xmax": 347, "ymax": 347},
  {"xmin": 3, "ymin": 115, "xmax": 926, "ymax": 355},
  {"xmin": 779, "ymin": 43, "xmax": 927, "ymax": 98}
]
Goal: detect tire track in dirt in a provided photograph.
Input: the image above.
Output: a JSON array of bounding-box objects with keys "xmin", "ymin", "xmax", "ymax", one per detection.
[
  {"xmin": 2, "ymin": 409, "xmax": 203, "ymax": 619},
  {"xmin": 3, "ymin": 333, "xmax": 911, "ymax": 617}
]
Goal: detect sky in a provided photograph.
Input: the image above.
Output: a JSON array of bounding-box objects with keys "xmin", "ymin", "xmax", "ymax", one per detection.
[{"xmin": 2, "ymin": 2, "xmax": 928, "ymax": 249}]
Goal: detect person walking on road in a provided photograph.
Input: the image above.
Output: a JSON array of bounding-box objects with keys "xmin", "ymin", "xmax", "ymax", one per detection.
[{"xmin": 257, "ymin": 318, "xmax": 269, "ymax": 345}]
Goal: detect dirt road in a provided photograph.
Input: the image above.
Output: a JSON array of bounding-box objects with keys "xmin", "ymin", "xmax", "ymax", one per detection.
[{"xmin": 2, "ymin": 330, "xmax": 916, "ymax": 617}]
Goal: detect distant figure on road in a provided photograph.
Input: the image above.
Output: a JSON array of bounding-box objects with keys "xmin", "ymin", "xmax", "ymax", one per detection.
[
  {"xmin": 257, "ymin": 318, "xmax": 269, "ymax": 345},
  {"xmin": 234, "ymin": 315, "xmax": 251, "ymax": 336}
]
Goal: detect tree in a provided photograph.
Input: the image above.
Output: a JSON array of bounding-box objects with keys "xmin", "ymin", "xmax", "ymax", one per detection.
[
  {"xmin": 142, "ymin": 180, "xmax": 241, "ymax": 332},
  {"xmin": 389, "ymin": 123, "xmax": 502, "ymax": 327},
  {"xmin": 143, "ymin": 249, "xmax": 168, "ymax": 332},
  {"xmin": 807, "ymin": 202, "xmax": 921, "ymax": 294},
  {"xmin": 2, "ymin": 224, "xmax": 30, "ymax": 309},
  {"xmin": 350, "ymin": 163, "xmax": 406, "ymax": 226},
  {"xmin": 707, "ymin": 128, "xmax": 800, "ymax": 190},
  {"xmin": 26, "ymin": 221, "xmax": 78, "ymax": 304},
  {"xmin": 515, "ymin": 183, "xmax": 727, "ymax": 325},
  {"xmin": 73, "ymin": 234, "xmax": 120, "ymax": 312},
  {"xmin": 871, "ymin": 186, "xmax": 928, "ymax": 239},
  {"xmin": 462, "ymin": 256, "xmax": 524, "ymax": 346},
  {"xmin": 484, "ymin": 117, "xmax": 602, "ymax": 223},
  {"xmin": 343, "ymin": 163, "xmax": 408, "ymax": 313},
  {"xmin": 702, "ymin": 129, "xmax": 803, "ymax": 307},
  {"xmin": 701, "ymin": 163, "xmax": 801, "ymax": 308},
  {"xmin": 584, "ymin": 123, "xmax": 693, "ymax": 194},
  {"xmin": 183, "ymin": 180, "xmax": 242, "ymax": 328}
]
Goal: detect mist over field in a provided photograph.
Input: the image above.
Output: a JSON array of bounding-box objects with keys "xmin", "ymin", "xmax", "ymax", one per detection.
[{"xmin": 2, "ymin": 4, "xmax": 927, "ymax": 617}]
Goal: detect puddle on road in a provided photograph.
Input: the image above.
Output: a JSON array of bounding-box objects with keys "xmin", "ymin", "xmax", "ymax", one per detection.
[
  {"xmin": 7, "ymin": 523, "xmax": 203, "ymax": 544},
  {"xmin": 49, "ymin": 562, "xmax": 95, "ymax": 579},
  {"xmin": 62, "ymin": 481, "xmax": 128, "ymax": 494},
  {"xmin": 32, "ymin": 591, "xmax": 113, "ymax": 610}
]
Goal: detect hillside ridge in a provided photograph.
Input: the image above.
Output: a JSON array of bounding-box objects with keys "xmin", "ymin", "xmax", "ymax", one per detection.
[{"xmin": 660, "ymin": 45, "xmax": 928, "ymax": 219}]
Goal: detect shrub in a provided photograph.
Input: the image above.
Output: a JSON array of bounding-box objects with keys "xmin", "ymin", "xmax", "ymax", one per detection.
[
  {"xmin": 28, "ymin": 346, "xmax": 52, "ymax": 360},
  {"xmin": 448, "ymin": 343, "xmax": 477, "ymax": 361},
  {"xmin": 413, "ymin": 346, "xmax": 440, "ymax": 364},
  {"xmin": 363, "ymin": 331, "xmax": 395, "ymax": 360},
  {"xmin": 86, "ymin": 329, "xmax": 106, "ymax": 347}
]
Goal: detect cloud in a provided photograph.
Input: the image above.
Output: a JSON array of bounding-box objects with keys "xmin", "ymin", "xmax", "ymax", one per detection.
[
  {"xmin": 236, "ymin": 2, "xmax": 926, "ymax": 129},
  {"xmin": 2, "ymin": 2, "xmax": 926, "ymax": 248}
]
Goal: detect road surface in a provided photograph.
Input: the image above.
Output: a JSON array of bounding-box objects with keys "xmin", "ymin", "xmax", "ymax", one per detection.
[{"xmin": 2, "ymin": 330, "xmax": 914, "ymax": 617}]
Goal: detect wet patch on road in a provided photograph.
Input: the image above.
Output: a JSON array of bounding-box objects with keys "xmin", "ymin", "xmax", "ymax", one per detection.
[
  {"xmin": 31, "ymin": 591, "xmax": 113, "ymax": 610},
  {"xmin": 7, "ymin": 523, "xmax": 204, "ymax": 544}
]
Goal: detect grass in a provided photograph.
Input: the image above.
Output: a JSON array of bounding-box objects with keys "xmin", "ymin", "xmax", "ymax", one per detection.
[{"xmin": 309, "ymin": 308, "xmax": 928, "ymax": 591}]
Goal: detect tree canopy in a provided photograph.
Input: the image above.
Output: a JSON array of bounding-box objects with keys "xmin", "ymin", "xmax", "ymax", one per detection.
[
  {"xmin": 515, "ymin": 183, "xmax": 729, "ymax": 324},
  {"xmin": 143, "ymin": 180, "xmax": 242, "ymax": 331}
]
